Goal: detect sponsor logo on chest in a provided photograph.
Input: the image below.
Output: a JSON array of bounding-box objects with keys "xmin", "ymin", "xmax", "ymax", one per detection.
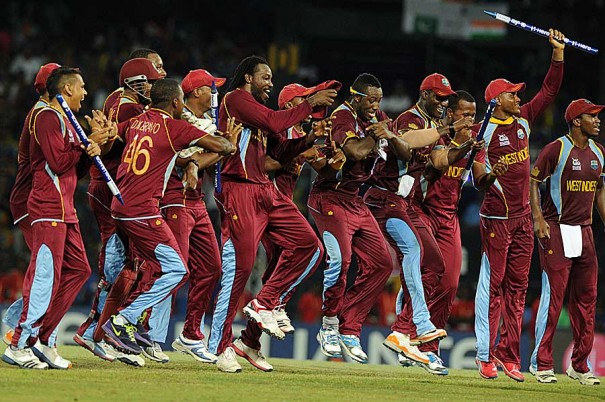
[
  {"xmin": 498, "ymin": 133, "xmax": 510, "ymax": 147},
  {"xmin": 517, "ymin": 129, "xmax": 525, "ymax": 139},
  {"xmin": 572, "ymin": 157, "xmax": 581, "ymax": 171},
  {"xmin": 591, "ymin": 160, "xmax": 599, "ymax": 170}
]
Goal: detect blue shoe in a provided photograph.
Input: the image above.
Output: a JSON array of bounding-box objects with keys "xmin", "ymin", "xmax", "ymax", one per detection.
[
  {"xmin": 102, "ymin": 315, "xmax": 142, "ymax": 354},
  {"xmin": 316, "ymin": 326, "xmax": 342, "ymax": 358},
  {"xmin": 134, "ymin": 320, "xmax": 153, "ymax": 347},
  {"xmin": 417, "ymin": 352, "xmax": 448, "ymax": 375},
  {"xmin": 339, "ymin": 334, "xmax": 368, "ymax": 364},
  {"xmin": 172, "ymin": 334, "xmax": 217, "ymax": 364}
]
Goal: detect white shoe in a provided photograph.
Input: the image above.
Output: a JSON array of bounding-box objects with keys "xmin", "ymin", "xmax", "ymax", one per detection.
[
  {"xmin": 566, "ymin": 365, "xmax": 601, "ymax": 385},
  {"xmin": 217, "ymin": 346, "xmax": 242, "ymax": 373},
  {"xmin": 273, "ymin": 307, "xmax": 295, "ymax": 334},
  {"xmin": 105, "ymin": 344, "xmax": 145, "ymax": 367},
  {"xmin": 416, "ymin": 352, "xmax": 448, "ymax": 375},
  {"xmin": 339, "ymin": 335, "xmax": 368, "ymax": 364},
  {"xmin": 233, "ymin": 338, "xmax": 273, "ymax": 372},
  {"xmin": 243, "ymin": 299, "xmax": 285, "ymax": 340},
  {"xmin": 73, "ymin": 334, "xmax": 116, "ymax": 362},
  {"xmin": 32, "ymin": 341, "xmax": 72, "ymax": 369},
  {"xmin": 142, "ymin": 342, "xmax": 170, "ymax": 363},
  {"xmin": 172, "ymin": 334, "xmax": 217, "ymax": 364},
  {"xmin": 2, "ymin": 346, "xmax": 48, "ymax": 369},
  {"xmin": 383, "ymin": 331, "xmax": 429, "ymax": 364},
  {"xmin": 316, "ymin": 326, "xmax": 342, "ymax": 358},
  {"xmin": 533, "ymin": 368, "xmax": 557, "ymax": 384},
  {"xmin": 397, "ymin": 352, "xmax": 414, "ymax": 367}
]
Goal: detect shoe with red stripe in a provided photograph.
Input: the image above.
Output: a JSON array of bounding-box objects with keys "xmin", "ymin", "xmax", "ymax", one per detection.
[
  {"xmin": 476, "ymin": 358, "xmax": 498, "ymax": 379},
  {"xmin": 232, "ymin": 338, "xmax": 273, "ymax": 372},
  {"xmin": 243, "ymin": 299, "xmax": 285, "ymax": 340},
  {"xmin": 492, "ymin": 356, "xmax": 524, "ymax": 382}
]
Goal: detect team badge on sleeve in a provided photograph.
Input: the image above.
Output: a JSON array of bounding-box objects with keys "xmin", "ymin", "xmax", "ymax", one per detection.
[
  {"xmin": 517, "ymin": 129, "xmax": 525, "ymax": 139},
  {"xmin": 531, "ymin": 166, "xmax": 540, "ymax": 177}
]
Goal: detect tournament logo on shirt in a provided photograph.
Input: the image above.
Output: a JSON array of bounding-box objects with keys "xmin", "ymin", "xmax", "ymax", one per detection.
[
  {"xmin": 67, "ymin": 128, "xmax": 75, "ymax": 143},
  {"xmin": 517, "ymin": 129, "xmax": 525, "ymax": 139},
  {"xmin": 572, "ymin": 157, "xmax": 582, "ymax": 171},
  {"xmin": 498, "ymin": 133, "xmax": 510, "ymax": 147},
  {"xmin": 591, "ymin": 160, "xmax": 599, "ymax": 170}
]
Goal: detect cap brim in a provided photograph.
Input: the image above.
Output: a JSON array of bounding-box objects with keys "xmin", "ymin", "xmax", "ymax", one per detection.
[
  {"xmin": 569, "ymin": 105, "xmax": 605, "ymax": 121},
  {"xmin": 506, "ymin": 82, "xmax": 526, "ymax": 94},
  {"xmin": 433, "ymin": 88, "xmax": 457, "ymax": 97},
  {"xmin": 214, "ymin": 77, "xmax": 226, "ymax": 87}
]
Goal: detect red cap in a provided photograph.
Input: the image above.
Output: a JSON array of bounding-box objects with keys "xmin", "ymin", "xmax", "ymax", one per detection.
[
  {"xmin": 34, "ymin": 63, "xmax": 61, "ymax": 94},
  {"xmin": 278, "ymin": 80, "xmax": 342, "ymax": 118},
  {"xmin": 484, "ymin": 78, "xmax": 526, "ymax": 103},
  {"xmin": 181, "ymin": 69, "xmax": 226, "ymax": 94},
  {"xmin": 565, "ymin": 98, "xmax": 605, "ymax": 122},
  {"xmin": 419, "ymin": 73, "xmax": 456, "ymax": 97},
  {"xmin": 119, "ymin": 58, "xmax": 163, "ymax": 86}
]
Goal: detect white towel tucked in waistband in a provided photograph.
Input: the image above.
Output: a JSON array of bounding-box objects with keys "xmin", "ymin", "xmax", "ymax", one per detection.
[{"xmin": 560, "ymin": 224, "xmax": 582, "ymax": 258}]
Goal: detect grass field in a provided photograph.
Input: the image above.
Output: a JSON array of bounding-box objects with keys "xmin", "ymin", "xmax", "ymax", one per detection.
[{"xmin": 0, "ymin": 346, "xmax": 602, "ymax": 402}]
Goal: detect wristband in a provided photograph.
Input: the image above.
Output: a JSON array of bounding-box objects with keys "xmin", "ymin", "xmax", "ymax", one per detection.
[
  {"xmin": 449, "ymin": 124, "xmax": 456, "ymax": 136},
  {"xmin": 186, "ymin": 159, "xmax": 199, "ymax": 168},
  {"xmin": 450, "ymin": 140, "xmax": 460, "ymax": 147}
]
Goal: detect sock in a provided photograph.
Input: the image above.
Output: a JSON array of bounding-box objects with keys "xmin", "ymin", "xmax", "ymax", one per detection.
[{"xmin": 322, "ymin": 316, "xmax": 339, "ymax": 328}]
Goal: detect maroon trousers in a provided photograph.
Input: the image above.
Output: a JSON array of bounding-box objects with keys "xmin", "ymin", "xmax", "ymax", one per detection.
[
  {"xmin": 12, "ymin": 221, "xmax": 91, "ymax": 348},
  {"xmin": 163, "ymin": 204, "xmax": 221, "ymax": 340},
  {"xmin": 308, "ymin": 190, "xmax": 392, "ymax": 336},
  {"xmin": 532, "ymin": 223, "xmax": 597, "ymax": 373},
  {"xmin": 210, "ymin": 182, "xmax": 322, "ymax": 354}
]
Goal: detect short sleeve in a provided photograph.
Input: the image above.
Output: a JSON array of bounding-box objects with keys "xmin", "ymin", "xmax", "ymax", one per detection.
[
  {"xmin": 330, "ymin": 109, "xmax": 359, "ymax": 147},
  {"xmin": 531, "ymin": 140, "xmax": 562, "ymax": 182}
]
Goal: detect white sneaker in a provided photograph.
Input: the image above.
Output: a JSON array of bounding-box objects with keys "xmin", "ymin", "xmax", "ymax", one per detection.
[
  {"xmin": 339, "ymin": 335, "xmax": 368, "ymax": 364},
  {"xmin": 233, "ymin": 338, "xmax": 273, "ymax": 372},
  {"xmin": 73, "ymin": 334, "xmax": 116, "ymax": 362},
  {"xmin": 397, "ymin": 352, "xmax": 414, "ymax": 367},
  {"xmin": 316, "ymin": 326, "xmax": 342, "ymax": 358},
  {"xmin": 2, "ymin": 346, "xmax": 48, "ymax": 369},
  {"xmin": 533, "ymin": 368, "xmax": 557, "ymax": 384},
  {"xmin": 383, "ymin": 331, "xmax": 429, "ymax": 364},
  {"xmin": 105, "ymin": 343, "xmax": 145, "ymax": 367},
  {"xmin": 172, "ymin": 334, "xmax": 217, "ymax": 364},
  {"xmin": 566, "ymin": 365, "xmax": 601, "ymax": 385},
  {"xmin": 217, "ymin": 346, "xmax": 242, "ymax": 373},
  {"xmin": 142, "ymin": 342, "xmax": 170, "ymax": 363},
  {"xmin": 273, "ymin": 307, "xmax": 295, "ymax": 334},
  {"xmin": 32, "ymin": 341, "xmax": 72, "ymax": 369},
  {"xmin": 416, "ymin": 352, "xmax": 448, "ymax": 375},
  {"xmin": 243, "ymin": 299, "xmax": 285, "ymax": 340}
]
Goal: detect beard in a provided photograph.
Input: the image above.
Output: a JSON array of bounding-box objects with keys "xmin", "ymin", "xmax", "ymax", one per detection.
[{"xmin": 251, "ymin": 85, "xmax": 267, "ymax": 104}]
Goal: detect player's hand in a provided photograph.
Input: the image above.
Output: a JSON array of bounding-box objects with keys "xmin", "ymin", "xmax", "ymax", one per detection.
[
  {"xmin": 548, "ymin": 28, "xmax": 566, "ymax": 50},
  {"xmin": 367, "ymin": 119, "xmax": 394, "ymax": 140},
  {"xmin": 87, "ymin": 126, "xmax": 115, "ymax": 146},
  {"xmin": 452, "ymin": 116, "xmax": 474, "ymax": 132},
  {"xmin": 533, "ymin": 217, "xmax": 550, "ymax": 239},
  {"xmin": 471, "ymin": 139, "xmax": 485, "ymax": 152},
  {"xmin": 307, "ymin": 89, "xmax": 337, "ymax": 107},
  {"xmin": 312, "ymin": 117, "xmax": 332, "ymax": 137},
  {"xmin": 220, "ymin": 117, "xmax": 243, "ymax": 147},
  {"xmin": 491, "ymin": 160, "xmax": 508, "ymax": 177},
  {"xmin": 328, "ymin": 148, "xmax": 346, "ymax": 170},
  {"xmin": 82, "ymin": 141, "xmax": 101, "ymax": 157},
  {"xmin": 300, "ymin": 146, "xmax": 321, "ymax": 162},
  {"xmin": 182, "ymin": 161, "xmax": 199, "ymax": 191}
]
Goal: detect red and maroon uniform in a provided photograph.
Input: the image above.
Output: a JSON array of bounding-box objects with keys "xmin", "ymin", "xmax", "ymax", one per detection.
[
  {"xmin": 109, "ymin": 108, "xmax": 209, "ymax": 325},
  {"xmin": 261, "ymin": 126, "xmax": 313, "ymax": 292},
  {"xmin": 364, "ymin": 104, "xmax": 445, "ymax": 339},
  {"xmin": 412, "ymin": 137, "xmax": 486, "ymax": 352},
  {"xmin": 12, "ymin": 105, "xmax": 92, "ymax": 349},
  {"xmin": 308, "ymin": 101, "xmax": 392, "ymax": 336},
  {"xmin": 9, "ymin": 99, "xmax": 49, "ymax": 249},
  {"xmin": 209, "ymin": 89, "xmax": 323, "ymax": 354},
  {"xmin": 530, "ymin": 136, "xmax": 604, "ymax": 374},
  {"xmin": 102, "ymin": 88, "xmax": 123, "ymax": 118},
  {"xmin": 475, "ymin": 59, "xmax": 563, "ymax": 365}
]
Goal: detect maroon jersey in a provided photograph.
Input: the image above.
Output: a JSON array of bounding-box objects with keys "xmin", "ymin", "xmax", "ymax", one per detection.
[
  {"xmin": 28, "ymin": 106, "xmax": 84, "ymax": 223},
  {"xmin": 219, "ymin": 88, "xmax": 312, "ymax": 184},
  {"xmin": 102, "ymin": 87, "xmax": 123, "ymax": 117},
  {"xmin": 9, "ymin": 98, "xmax": 49, "ymax": 224},
  {"xmin": 531, "ymin": 135, "xmax": 605, "ymax": 225},
  {"xmin": 91, "ymin": 95, "xmax": 144, "ymax": 183},
  {"xmin": 111, "ymin": 109, "xmax": 209, "ymax": 219},
  {"xmin": 368, "ymin": 104, "xmax": 440, "ymax": 196},
  {"xmin": 417, "ymin": 135, "xmax": 486, "ymax": 213},
  {"xmin": 480, "ymin": 60, "xmax": 564, "ymax": 219},
  {"xmin": 313, "ymin": 102, "xmax": 388, "ymax": 196},
  {"xmin": 268, "ymin": 126, "xmax": 308, "ymax": 198}
]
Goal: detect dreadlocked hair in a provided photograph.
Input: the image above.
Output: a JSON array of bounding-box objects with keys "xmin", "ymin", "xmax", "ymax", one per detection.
[{"xmin": 227, "ymin": 55, "xmax": 269, "ymax": 92}]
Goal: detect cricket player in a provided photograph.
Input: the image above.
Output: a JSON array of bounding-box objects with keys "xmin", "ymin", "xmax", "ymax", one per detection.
[
  {"xmin": 208, "ymin": 55, "xmax": 335, "ymax": 373},
  {"xmin": 474, "ymin": 28, "xmax": 566, "ymax": 382},
  {"xmin": 101, "ymin": 78, "xmax": 236, "ymax": 355},
  {"xmin": 3, "ymin": 67, "xmax": 105, "ymax": 370},
  {"xmin": 529, "ymin": 98, "xmax": 604, "ymax": 386}
]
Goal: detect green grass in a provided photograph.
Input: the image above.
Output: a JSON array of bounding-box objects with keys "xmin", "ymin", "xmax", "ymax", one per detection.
[{"xmin": 0, "ymin": 346, "xmax": 602, "ymax": 402}]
